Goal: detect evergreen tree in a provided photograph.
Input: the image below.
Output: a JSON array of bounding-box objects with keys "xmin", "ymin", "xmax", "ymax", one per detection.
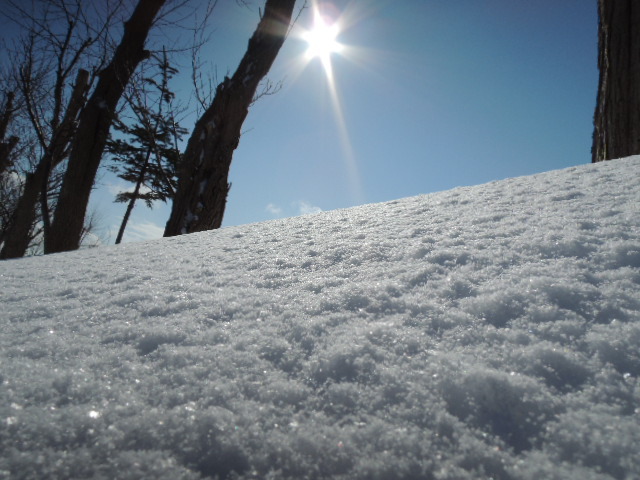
[{"xmin": 107, "ymin": 50, "xmax": 187, "ymax": 244}]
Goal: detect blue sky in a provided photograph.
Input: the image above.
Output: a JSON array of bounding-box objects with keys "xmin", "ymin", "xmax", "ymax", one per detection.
[{"xmin": 91, "ymin": 0, "xmax": 598, "ymax": 244}]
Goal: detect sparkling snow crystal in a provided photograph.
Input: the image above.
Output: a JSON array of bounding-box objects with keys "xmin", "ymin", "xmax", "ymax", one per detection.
[{"xmin": 1, "ymin": 157, "xmax": 639, "ymax": 479}]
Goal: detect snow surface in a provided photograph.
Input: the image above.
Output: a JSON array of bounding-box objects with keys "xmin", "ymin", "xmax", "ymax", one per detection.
[{"xmin": 1, "ymin": 157, "xmax": 640, "ymax": 479}]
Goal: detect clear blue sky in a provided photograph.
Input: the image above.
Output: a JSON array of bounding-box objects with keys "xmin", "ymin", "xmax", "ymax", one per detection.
[{"xmin": 90, "ymin": 0, "xmax": 598, "ymax": 244}]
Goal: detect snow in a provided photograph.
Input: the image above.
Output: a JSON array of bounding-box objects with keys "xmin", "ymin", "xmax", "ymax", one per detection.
[{"xmin": 1, "ymin": 157, "xmax": 640, "ymax": 479}]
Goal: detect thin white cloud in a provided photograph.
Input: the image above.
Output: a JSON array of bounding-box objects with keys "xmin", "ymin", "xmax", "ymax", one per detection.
[
  {"xmin": 122, "ymin": 220, "xmax": 165, "ymax": 243},
  {"xmin": 266, "ymin": 201, "xmax": 322, "ymax": 218},
  {"xmin": 266, "ymin": 203, "xmax": 284, "ymax": 216},
  {"xmin": 295, "ymin": 201, "xmax": 322, "ymax": 215},
  {"xmin": 106, "ymin": 182, "xmax": 125, "ymax": 196}
]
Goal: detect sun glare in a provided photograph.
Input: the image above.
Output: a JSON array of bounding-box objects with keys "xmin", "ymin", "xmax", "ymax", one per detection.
[
  {"xmin": 303, "ymin": 15, "xmax": 343, "ymax": 62},
  {"xmin": 293, "ymin": 2, "xmax": 365, "ymax": 204}
]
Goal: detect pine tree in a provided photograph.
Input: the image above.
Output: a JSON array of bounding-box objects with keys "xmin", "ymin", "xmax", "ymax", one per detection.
[{"xmin": 107, "ymin": 50, "xmax": 187, "ymax": 244}]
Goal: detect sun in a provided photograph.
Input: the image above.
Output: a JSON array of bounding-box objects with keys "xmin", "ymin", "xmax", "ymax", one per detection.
[
  {"xmin": 292, "ymin": 2, "xmax": 365, "ymax": 204},
  {"xmin": 302, "ymin": 11, "xmax": 343, "ymax": 64}
]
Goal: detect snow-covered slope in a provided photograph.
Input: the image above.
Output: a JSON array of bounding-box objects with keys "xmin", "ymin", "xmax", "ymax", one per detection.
[{"xmin": 1, "ymin": 158, "xmax": 640, "ymax": 479}]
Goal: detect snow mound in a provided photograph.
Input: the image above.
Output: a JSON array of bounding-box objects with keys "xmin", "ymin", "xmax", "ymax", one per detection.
[{"xmin": 1, "ymin": 157, "xmax": 640, "ymax": 479}]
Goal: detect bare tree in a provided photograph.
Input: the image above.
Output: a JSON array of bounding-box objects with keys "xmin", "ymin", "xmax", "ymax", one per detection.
[
  {"xmin": 0, "ymin": 0, "xmax": 118, "ymax": 259},
  {"xmin": 0, "ymin": 174, "xmax": 24, "ymax": 248},
  {"xmin": 0, "ymin": 87, "xmax": 39, "ymax": 252},
  {"xmin": 592, "ymin": 0, "xmax": 640, "ymax": 162},
  {"xmin": 0, "ymin": 69, "xmax": 90, "ymax": 259},
  {"xmin": 164, "ymin": 0, "xmax": 296, "ymax": 236},
  {"xmin": 0, "ymin": 92, "xmax": 24, "ymax": 248},
  {"xmin": 45, "ymin": 0, "xmax": 168, "ymax": 254}
]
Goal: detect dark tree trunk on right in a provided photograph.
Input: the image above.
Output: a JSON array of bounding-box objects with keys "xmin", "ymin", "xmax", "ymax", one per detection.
[{"xmin": 592, "ymin": 0, "xmax": 640, "ymax": 162}]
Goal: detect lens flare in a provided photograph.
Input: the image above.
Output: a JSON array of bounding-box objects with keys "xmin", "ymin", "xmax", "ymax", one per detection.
[
  {"xmin": 303, "ymin": 14, "xmax": 343, "ymax": 63},
  {"xmin": 296, "ymin": 2, "xmax": 364, "ymax": 203}
]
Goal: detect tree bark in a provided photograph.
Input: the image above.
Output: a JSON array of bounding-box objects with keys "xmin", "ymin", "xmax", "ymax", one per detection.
[
  {"xmin": 164, "ymin": 0, "xmax": 296, "ymax": 237},
  {"xmin": 0, "ymin": 169, "xmax": 44, "ymax": 259},
  {"xmin": 45, "ymin": 0, "xmax": 166, "ymax": 254},
  {"xmin": 0, "ymin": 137, "xmax": 18, "ymax": 175},
  {"xmin": 0, "ymin": 92, "xmax": 15, "ymax": 141},
  {"xmin": 592, "ymin": 0, "xmax": 640, "ymax": 162},
  {"xmin": 0, "ymin": 92, "xmax": 18, "ymax": 174}
]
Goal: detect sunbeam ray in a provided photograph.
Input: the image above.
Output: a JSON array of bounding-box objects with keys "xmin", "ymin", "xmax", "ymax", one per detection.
[{"xmin": 293, "ymin": 0, "xmax": 364, "ymax": 204}]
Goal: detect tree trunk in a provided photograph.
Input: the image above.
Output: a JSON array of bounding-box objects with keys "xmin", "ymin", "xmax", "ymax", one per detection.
[
  {"xmin": 0, "ymin": 137, "xmax": 18, "ymax": 175},
  {"xmin": 46, "ymin": 0, "xmax": 166, "ymax": 254},
  {"xmin": 0, "ymin": 92, "xmax": 18, "ymax": 174},
  {"xmin": 164, "ymin": 0, "xmax": 296, "ymax": 237},
  {"xmin": 592, "ymin": 0, "xmax": 640, "ymax": 162},
  {"xmin": 115, "ymin": 153, "xmax": 150, "ymax": 245},
  {"xmin": 114, "ymin": 189, "xmax": 139, "ymax": 245},
  {"xmin": 0, "ymin": 168, "xmax": 44, "ymax": 259},
  {"xmin": 0, "ymin": 69, "xmax": 89, "ymax": 260},
  {"xmin": 0, "ymin": 92, "xmax": 14, "ymax": 141}
]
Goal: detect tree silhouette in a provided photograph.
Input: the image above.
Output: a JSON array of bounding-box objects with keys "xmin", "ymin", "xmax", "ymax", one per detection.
[
  {"xmin": 46, "ymin": 0, "xmax": 167, "ymax": 254},
  {"xmin": 164, "ymin": 0, "xmax": 297, "ymax": 236},
  {"xmin": 107, "ymin": 50, "xmax": 186, "ymax": 244}
]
